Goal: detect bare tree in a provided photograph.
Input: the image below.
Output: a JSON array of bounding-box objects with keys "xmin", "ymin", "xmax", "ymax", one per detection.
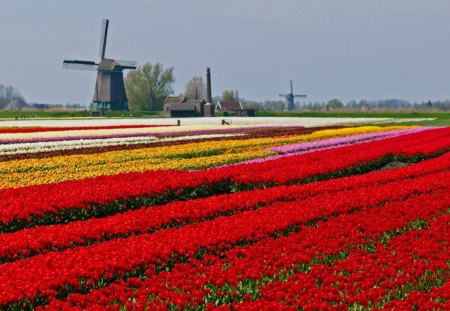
[
  {"xmin": 0, "ymin": 84, "xmax": 23, "ymax": 108},
  {"xmin": 185, "ymin": 77, "xmax": 205, "ymax": 100}
]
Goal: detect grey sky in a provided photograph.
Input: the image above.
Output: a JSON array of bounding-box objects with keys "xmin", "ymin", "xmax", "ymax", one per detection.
[{"xmin": 1, "ymin": 0, "xmax": 449, "ymax": 105}]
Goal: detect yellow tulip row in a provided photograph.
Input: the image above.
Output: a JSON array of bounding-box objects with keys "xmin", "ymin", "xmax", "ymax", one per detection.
[{"xmin": 0, "ymin": 126, "xmax": 411, "ymax": 189}]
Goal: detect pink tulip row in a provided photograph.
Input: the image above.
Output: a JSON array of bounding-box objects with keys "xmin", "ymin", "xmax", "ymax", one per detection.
[{"xmin": 269, "ymin": 127, "xmax": 427, "ymax": 154}]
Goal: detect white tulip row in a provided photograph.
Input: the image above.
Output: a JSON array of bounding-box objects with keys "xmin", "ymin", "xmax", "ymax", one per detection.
[{"xmin": 0, "ymin": 133, "xmax": 242, "ymax": 155}]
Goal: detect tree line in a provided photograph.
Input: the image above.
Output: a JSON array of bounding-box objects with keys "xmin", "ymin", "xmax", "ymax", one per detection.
[
  {"xmin": 124, "ymin": 63, "xmax": 260, "ymax": 110},
  {"xmin": 243, "ymin": 99, "xmax": 450, "ymax": 112},
  {"xmin": 2, "ymin": 62, "xmax": 450, "ymax": 112},
  {"xmin": 123, "ymin": 63, "xmax": 450, "ymax": 112},
  {"xmin": 0, "ymin": 84, "xmax": 23, "ymax": 109}
]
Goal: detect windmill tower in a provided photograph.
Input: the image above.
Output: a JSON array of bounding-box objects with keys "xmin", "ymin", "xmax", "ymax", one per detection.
[
  {"xmin": 279, "ymin": 80, "xmax": 306, "ymax": 111},
  {"xmin": 63, "ymin": 19, "xmax": 137, "ymax": 112}
]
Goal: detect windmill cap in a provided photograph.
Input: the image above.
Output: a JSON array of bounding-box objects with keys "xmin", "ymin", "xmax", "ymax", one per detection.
[{"xmin": 98, "ymin": 58, "xmax": 120, "ymax": 71}]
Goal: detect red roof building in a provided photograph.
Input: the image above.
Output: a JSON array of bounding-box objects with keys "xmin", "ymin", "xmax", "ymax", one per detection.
[{"xmin": 215, "ymin": 101, "xmax": 243, "ymax": 112}]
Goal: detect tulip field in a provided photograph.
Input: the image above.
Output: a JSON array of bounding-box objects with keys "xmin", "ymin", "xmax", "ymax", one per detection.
[{"xmin": 0, "ymin": 122, "xmax": 449, "ymax": 311}]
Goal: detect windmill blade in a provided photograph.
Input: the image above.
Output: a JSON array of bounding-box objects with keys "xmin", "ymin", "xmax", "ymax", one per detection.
[
  {"xmin": 63, "ymin": 60, "xmax": 98, "ymax": 71},
  {"xmin": 116, "ymin": 60, "xmax": 138, "ymax": 69},
  {"xmin": 99, "ymin": 19, "xmax": 109, "ymax": 59},
  {"xmin": 290, "ymin": 80, "xmax": 294, "ymax": 94},
  {"xmin": 279, "ymin": 94, "xmax": 288, "ymax": 97},
  {"xmin": 294, "ymin": 95, "xmax": 307, "ymax": 98}
]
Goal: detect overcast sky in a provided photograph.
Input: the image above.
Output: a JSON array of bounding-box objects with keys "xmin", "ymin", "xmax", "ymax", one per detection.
[{"xmin": 1, "ymin": 0, "xmax": 450, "ymax": 105}]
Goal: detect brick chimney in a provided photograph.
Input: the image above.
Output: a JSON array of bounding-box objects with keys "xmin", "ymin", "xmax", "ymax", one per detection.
[
  {"xmin": 204, "ymin": 67, "xmax": 214, "ymax": 117},
  {"xmin": 206, "ymin": 67, "xmax": 212, "ymax": 104}
]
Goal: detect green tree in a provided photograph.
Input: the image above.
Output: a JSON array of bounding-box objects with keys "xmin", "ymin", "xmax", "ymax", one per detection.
[
  {"xmin": 327, "ymin": 98, "xmax": 344, "ymax": 109},
  {"xmin": 243, "ymin": 101, "xmax": 260, "ymax": 111},
  {"xmin": 222, "ymin": 89, "xmax": 238, "ymax": 102},
  {"xmin": 125, "ymin": 62, "xmax": 175, "ymax": 111}
]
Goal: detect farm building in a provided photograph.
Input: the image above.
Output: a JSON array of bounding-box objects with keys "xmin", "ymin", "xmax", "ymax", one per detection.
[
  {"xmin": 215, "ymin": 100, "xmax": 243, "ymax": 112},
  {"xmin": 163, "ymin": 96, "xmax": 209, "ymax": 118},
  {"xmin": 163, "ymin": 67, "xmax": 215, "ymax": 118},
  {"xmin": 216, "ymin": 100, "xmax": 254, "ymax": 116}
]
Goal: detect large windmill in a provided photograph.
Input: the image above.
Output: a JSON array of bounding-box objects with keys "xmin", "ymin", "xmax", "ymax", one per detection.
[
  {"xmin": 63, "ymin": 19, "xmax": 137, "ymax": 111},
  {"xmin": 279, "ymin": 80, "xmax": 306, "ymax": 111}
]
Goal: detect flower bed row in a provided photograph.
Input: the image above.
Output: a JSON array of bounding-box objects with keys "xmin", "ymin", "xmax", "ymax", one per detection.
[
  {"xmin": 0, "ymin": 124, "xmax": 175, "ymax": 134},
  {"xmin": 0, "ymin": 126, "xmax": 407, "ymax": 188},
  {"xmin": 37, "ymin": 181, "xmax": 450, "ymax": 310},
  {"xmin": 238, "ymin": 126, "xmax": 427, "ymax": 165},
  {"xmin": 0, "ymin": 133, "xmax": 242, "ymax": 156},
  {"xmin": 0, "ymin": 127, "xmax": 448, "ymax": 231},
  {"xmin": 237, "ymin": 213, "xmax": 450, "ymax": 311},
  {"xmin": 0, "ymin": 158, "xmax": 446, "ymax": 263},
  {"xmin": 0, "ymin": 124, "xmax": 448, "ymax": 310},
  {"xmin": 226, "ymin": 126, "xmax": 449, "ymax": 185},
  {"xmin": 0, "ymin": 125, "xmax": 301, "ymax": 144},
  {"xmin": 0, "ymin": 125, "xmax": 181, "ymax": 142},
  {"xmin": 1, "ymin": 160, "xmax": 448, "ymax": 308},
  {"xmin": 0, "ymin": 126, "xmax": 317, "ymax": 162},
  {"xmin": 387, "ymin": 267, "xmax": 450, "ymax": 310},
  {"xmin": 269, "ymin": 127, "xmax": 425, "ymax": 154}
]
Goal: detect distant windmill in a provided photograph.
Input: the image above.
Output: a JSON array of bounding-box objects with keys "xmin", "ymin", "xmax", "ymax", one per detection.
[
  {"xmin": 63, "ymin": 19, "xmax": 137, "ymax": 111},
  {"xmin": 279, "ymin": 80, "xmax": 306, "ymax": 111}
]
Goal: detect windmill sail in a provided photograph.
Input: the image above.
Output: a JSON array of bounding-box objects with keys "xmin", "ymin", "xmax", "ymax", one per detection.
[
  {"xmin": 116, "ymin": 60, "xmax": 138, "ymax": 69},
  {"xmin": 63, "ymin": 60, "xmax": 97, "ymax": 71},
  {"xmin": 99, "ymin": 19, "xmax": 109, "ymax": 59}
]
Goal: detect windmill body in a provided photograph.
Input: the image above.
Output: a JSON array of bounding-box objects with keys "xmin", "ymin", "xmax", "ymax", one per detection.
[
  {"xmin": 92, "ymin": 59, "xmax": 128, "ymax": 110},
  {"xmin": 63, "ymin": 20, "xmax": 137, "ymax": 112},
  {"xmin": 279, "ymin": 80, "xmax": 306, "ymax": 111}
]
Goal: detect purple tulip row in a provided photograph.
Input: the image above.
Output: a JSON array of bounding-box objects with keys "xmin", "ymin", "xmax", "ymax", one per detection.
[{"xmin": 0, "ymin": 126, "xmax": 281, "ymax": 145}]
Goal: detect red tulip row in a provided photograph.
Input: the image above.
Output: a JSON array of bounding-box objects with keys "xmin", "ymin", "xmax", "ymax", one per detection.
[
  {"xmin": 1, "ymin": 127, "xmax": 449, "ymax": 232},
  {"xmin": 250, "ymin": 214, "xmax": 450, "ymax": 310},
  {"xmin": 128, "ymin": 192, "xmax": 450, "ymax": 311},
  {"xmin": 385, "ymin": 268, "xmax": 450, "ymax": 310},
  {"xmin": 1, "ymin": 164, "xmax": 448, "ymax": 308},
  {"xmin": 226, "ymin": 127, "xmax": 450, "ymax": 185},
  {"xmin": 39, "ymin": 181, "xmax": 450, "ymax": 310},
  {"xmin": 0, "ymin": 155, "xmax": 447, "ymax": 263}
]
